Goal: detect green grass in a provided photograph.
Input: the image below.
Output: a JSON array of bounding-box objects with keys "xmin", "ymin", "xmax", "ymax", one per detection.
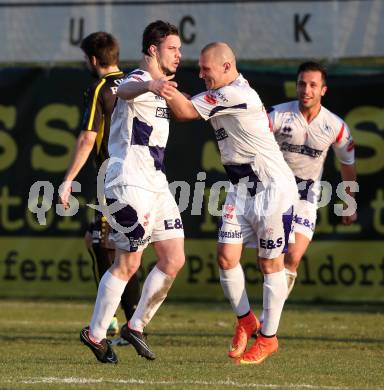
[{"xmin": 0, "ymin": 300, "xmax": 383, "ymax": 390}]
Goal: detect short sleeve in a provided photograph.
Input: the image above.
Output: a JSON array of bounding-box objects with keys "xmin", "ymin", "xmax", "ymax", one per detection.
[
  {"xmin": 191, "ymin": 87, "xmax": 248, "ymax": 121},
  {"xmin": 121, "ymin": 70, "xmax": 149, "ymax": 102},
  {"xmin": 267, "ymin": 106, "xmax": 280, "ymax": 133},
  {"xmin": 81, "ymin": 80, "xmax": 105, "ymax": 132},
  {"xmin": 332, "ymin": 121, "xmax": 355, "ymax": 165}
]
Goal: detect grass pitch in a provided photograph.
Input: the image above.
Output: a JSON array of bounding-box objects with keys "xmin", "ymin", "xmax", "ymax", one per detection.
[{"xmin": 0, "ymin": 300, "xmax": 383, "ymax": 389}]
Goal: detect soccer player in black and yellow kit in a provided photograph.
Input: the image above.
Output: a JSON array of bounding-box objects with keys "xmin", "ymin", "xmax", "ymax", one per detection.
[{"xmin": 59, "ymin": 32, "xmax": 140, "ymax": 340}]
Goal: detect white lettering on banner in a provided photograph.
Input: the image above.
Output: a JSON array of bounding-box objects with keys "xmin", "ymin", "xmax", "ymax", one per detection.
[{"xmin": 0, "ymin": 1, "xmax": 383, "ymax": 62}]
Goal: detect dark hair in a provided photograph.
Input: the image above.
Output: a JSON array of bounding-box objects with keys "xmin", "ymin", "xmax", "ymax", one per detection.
[
  {"xmin": 80, "ymin": 32, "xmax": 119, "ymax": 67},
  {"xmin": 142, "ymin": 20, "xmax": 179, "ymax": 55},
  {"xmin": 297, "ymin": 61, "xmax": 327, "ymax": 85}
]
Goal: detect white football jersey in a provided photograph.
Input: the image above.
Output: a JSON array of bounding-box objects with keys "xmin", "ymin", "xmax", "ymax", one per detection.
[
  {"xmin": 192, "ymin": 75, "xmax": 292, "ymax": 184},
  {"xmin": 191, "ymin": 74, "xmax": 294, "ymax": 186},
  {"xmin": 269, "ymin": 100, "xmax": 355, "ymax": 199},
  {"xmin": 105, "ymin": 69, "xmax": 170, "ymax": 192}
]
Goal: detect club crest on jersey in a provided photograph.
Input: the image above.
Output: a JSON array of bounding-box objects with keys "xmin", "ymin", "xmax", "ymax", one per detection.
[
  {"xmin": 223, "ymin": 204, "xmax": 235, "ymax": 220},
  {"xmin": 143, "ymin": 213, "xmax": 150, "ymax": 227},
  {"xmin": 265, "ymin": 227, "xmax": 274, "ymax": 235},
  {"xmin": 204, "ymin": 93, "xmax": 217, "ymax": 105},
  {"xmin": 284, "ymin": 116, "xmax": 293, "ymax": 124}
]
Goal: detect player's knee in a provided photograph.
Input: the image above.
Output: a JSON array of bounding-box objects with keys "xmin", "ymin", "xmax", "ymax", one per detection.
[
  {"xmin": 157, "ymin": 251, "xmax": 185, "ymax": 277},
  {"xmin": 217, "ymin": 242, "xmax": 242, "ymax": 270},
  {"xmin": 217, "ymin": 251, "xmax": 235, "ymax": 270},
  {"xmin": 170, "ymin": 252, "xmax": 185, "ymax": 272},
  {"xmin": 284, "ymin": 250, "xmax": 302, "ymax": 271},
  {"xmin": 112, "ymin": 263, "xmax": 138, "ymax": 279},
  {"xmin": 111, "ymin": 252, "xmax": 141, "ymax": 278}
]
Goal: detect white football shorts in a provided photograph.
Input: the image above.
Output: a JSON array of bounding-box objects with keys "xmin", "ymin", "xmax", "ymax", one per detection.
[
  {"xmin": 218, "ymin": 181, "xmax": 297, "ymax": 259},
  {"xmin": 291, "ymin": 199, "xmax": 317, "ymax": 241},
  {"xmin": 104, "ymin": 185, "xmax": 184, "ymax": 252}
]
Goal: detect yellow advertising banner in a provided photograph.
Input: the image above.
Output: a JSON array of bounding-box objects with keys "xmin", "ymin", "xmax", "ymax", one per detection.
[{"xmin": 1, "ymin": 238, "xmax": 383, "ymax": 302}]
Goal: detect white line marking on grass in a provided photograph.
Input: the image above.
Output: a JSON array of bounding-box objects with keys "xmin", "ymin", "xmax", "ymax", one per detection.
[{"xmin": 15, "ymin": 376, "xmax": 347, "ymax": 389}]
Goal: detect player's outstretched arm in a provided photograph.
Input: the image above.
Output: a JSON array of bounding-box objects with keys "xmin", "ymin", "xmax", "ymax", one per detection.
[
  {"xmin": 117, "ymin": 80, "xmax": 153, "ymax": 100},
  {"xmin": 117, "ymin": 75, "xmax": 176, "ymax": 101},
  {"xmin": 340, "ymin": 162, "xmax": 358, "ymax": 225},
  {"xmin": 59, "ymin": 130, "xmax": 97, "ymax": 209},
  {"xmin": 159, "ymin": 85, "xmax": 200, "ymax": 121}
]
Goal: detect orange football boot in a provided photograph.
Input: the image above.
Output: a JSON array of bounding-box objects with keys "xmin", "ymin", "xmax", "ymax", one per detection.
[
  {"xmin": 228, "ymin": 311, "xmax": 260, "ymax": 358},
  {"xmin": 237, "ymin": 334, "xmax": 278, "ymax": 365}
]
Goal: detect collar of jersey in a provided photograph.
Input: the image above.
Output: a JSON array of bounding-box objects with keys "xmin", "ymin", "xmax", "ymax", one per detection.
[{"xmin": 103, "ymin": 71, "xmax": 124, "ymax": 78}]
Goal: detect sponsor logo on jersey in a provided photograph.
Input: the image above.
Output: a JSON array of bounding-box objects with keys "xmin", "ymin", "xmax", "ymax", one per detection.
[
  {"xmin": 294, "ymin": 215, "xmax": 315, "ymax": 231},
  {"xmin": 279, "ymin": 126, "xmax": 293, "ymax": 138},
  {"xmin": 204, "ymin": 93, "xmax": 217, "ymax": 105},
  {"xmin": 281, "ymin": 142, "xmax": 323, "ymax": 158},
  {"xmin": 215, "ymin": 91, "xmax": 228, "ymax": 102},
  {"xmin": 164, "ymin": 218, "xmax": 183, "ymax": 230},
  {"xmin": 129, "ymin": 235, "xmax": 151, "ymax": 248},
  {"xmin": 214, "ymin": 127, "xmax": 229, "ymax": 141},
  {"xmin": 156, "ymin": 107, "xmax": 171, "ymax": 119},
  {"xmin": 259, "ymin": 237, "xmax": 283, "ymax": 249},
  {"xmin": 155, "ymin": 95, "xmax": 165, "ymax": 101},
  {"xmin": 218, "ymin": 230, "xmax": 243, "ymax": 239}
]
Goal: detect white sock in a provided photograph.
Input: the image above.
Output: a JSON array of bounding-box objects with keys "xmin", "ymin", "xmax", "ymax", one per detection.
[
  {"xmin": 219, "ymin": 263, "xmax": 250, "ymax": 317},
  {"xmin": 90, "ymin": 271, "xmax": 127, "ymax": 342},
  {"xmin": 259, "ymin": 268, "xmax": 297, "ymax": 324},
  {"xmin": 129, "ymin": 266, "xmax": 174, "ymax": 332},
  {"xmin": 285, "ymin": 268, "xmax": 297, "ymax": 297},
  {"xmin": 261, "ymin": 269, "xmax": 287, "ymax": 336}
]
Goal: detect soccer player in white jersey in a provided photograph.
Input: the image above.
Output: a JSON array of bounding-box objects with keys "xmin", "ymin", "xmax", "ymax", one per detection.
[
  {"xmin": 268, "ymin": 61, "xmax": 357, "ymax": 297},
  {"xmin": 80, "ymin": 20, "xmax": 185, "ymax": 364},
  {"xmin": 157, "ymin": 42, "xmax": 298, "ymax": 364}
]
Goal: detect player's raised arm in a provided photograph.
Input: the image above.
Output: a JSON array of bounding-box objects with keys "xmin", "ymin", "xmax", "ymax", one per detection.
[
  {"xmin": 159, "ymin": 84, "xmax": 201, "ymax": 121},
  {"xmin": 118, "ymin": 51, "xmax": 178, "ymax": 100}
]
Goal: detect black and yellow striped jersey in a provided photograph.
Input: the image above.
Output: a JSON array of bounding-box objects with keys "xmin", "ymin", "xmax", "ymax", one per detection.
[{"xmin": 81, "ymin": 70, "xmax": 125, "ymax": 169}]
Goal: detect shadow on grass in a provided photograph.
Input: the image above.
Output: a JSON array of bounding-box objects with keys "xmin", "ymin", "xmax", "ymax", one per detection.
[
  {"xmin": 1, "ymin": 330, "xmax": 383, "ymax": 350},
  {"xmin": 140, "ymin": 331, "xmax": 384, "ymax": 346}
]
